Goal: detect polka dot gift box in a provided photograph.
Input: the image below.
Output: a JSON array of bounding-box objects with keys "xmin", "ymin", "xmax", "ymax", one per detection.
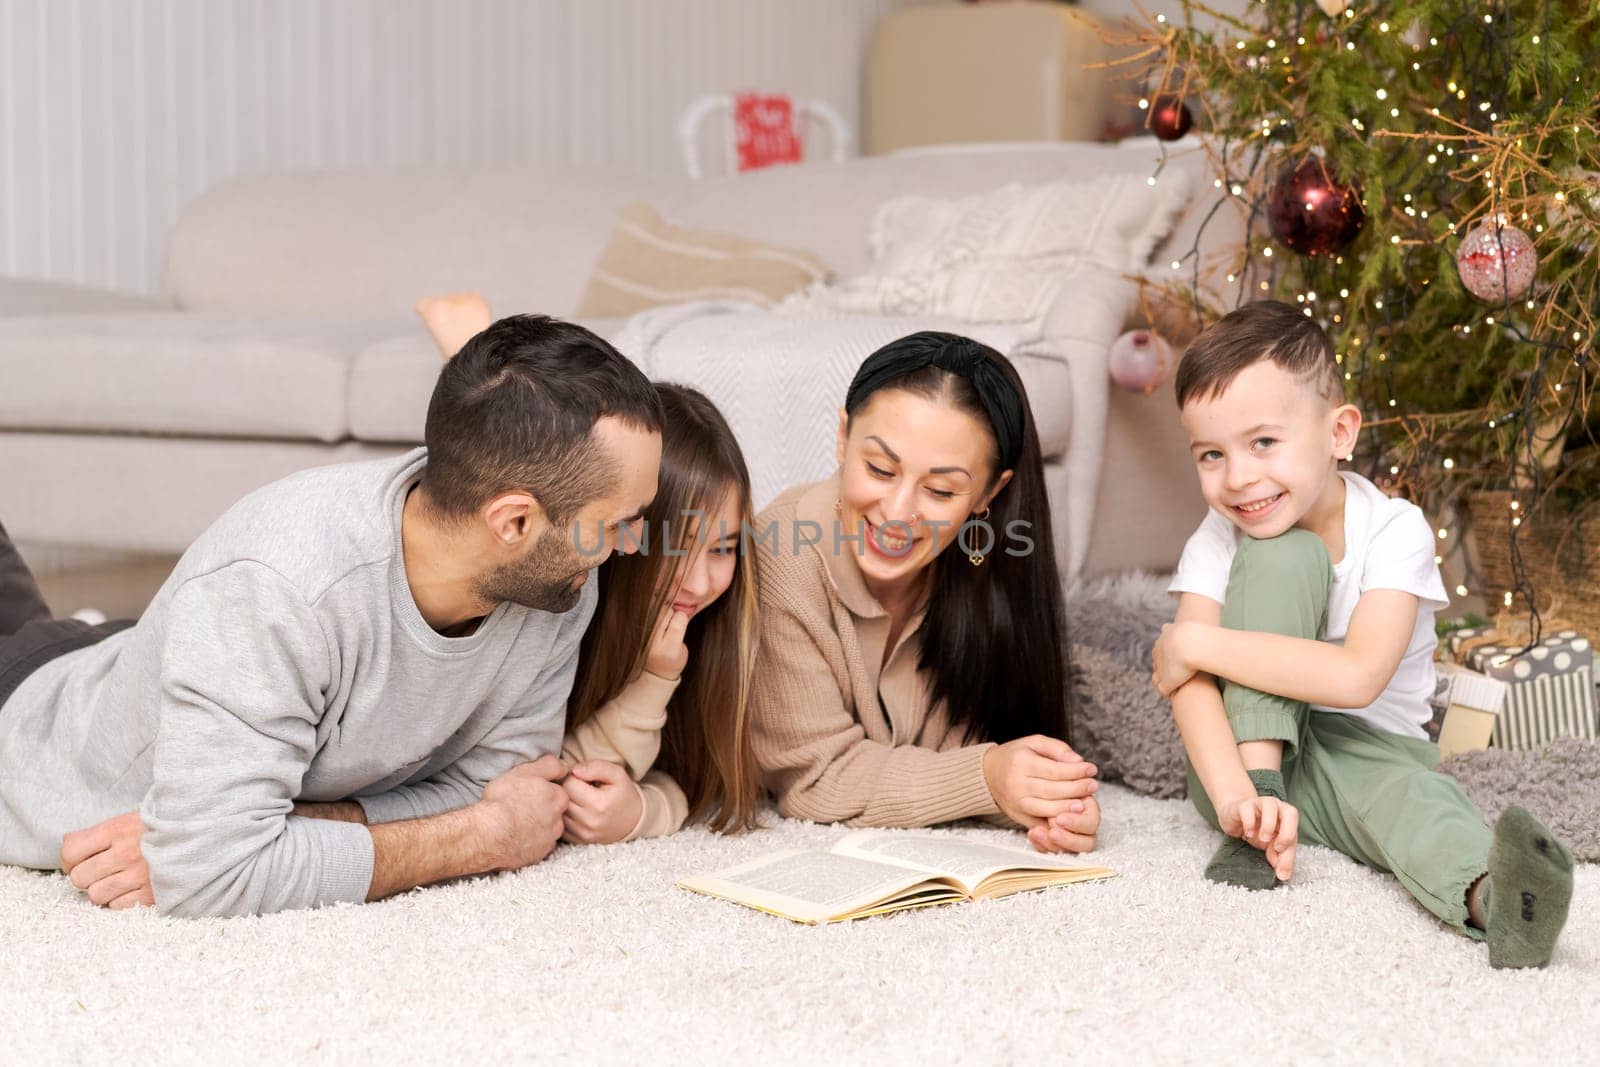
[{"xmin": 1452, "ymin": 627, "xmax": 1597, "ymax": 750}]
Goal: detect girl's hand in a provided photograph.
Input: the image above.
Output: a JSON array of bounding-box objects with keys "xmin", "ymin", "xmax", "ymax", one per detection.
[
  {"xmin": 560, "ymin": 761, "xmax": 644, "ymax": 845},
  {"xmin": 643, "ymin": 605, "xmax": 691, "ymax": 681},
  {"xmin": 1151, "ymin": 621, "xmax": 1201, "ymax": 698}
]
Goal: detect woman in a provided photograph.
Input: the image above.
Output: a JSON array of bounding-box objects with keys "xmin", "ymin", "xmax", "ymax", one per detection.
[
  {"xmin": 420, "ymin": 297, "xmax": 760, "ymax": 841},
  {"xmin": 748, "ymin": 331, "xmax": 1099, "ymax": 853}
]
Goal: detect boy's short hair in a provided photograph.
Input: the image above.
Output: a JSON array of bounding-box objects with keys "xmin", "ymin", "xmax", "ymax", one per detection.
[{"xmin": 1175, "ymin": 300, "xmax": 1344, "ymax": 409}]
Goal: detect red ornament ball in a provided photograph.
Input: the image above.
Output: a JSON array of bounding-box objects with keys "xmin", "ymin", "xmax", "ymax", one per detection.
[
  {"xmin": 1108, "ymin": 329, "xmax": 1175, "ymax": 395},
  {"xmin": 1455, "ymin": 219, "xmax": 1538, "ymax": 303},
  {"xmin": 1266, "ymin": 158, "xmax": 1366, "ymax": 256},
  {"xmin": 1148, "ymin": 94, "xmax": 1193, "ymax": 141}
]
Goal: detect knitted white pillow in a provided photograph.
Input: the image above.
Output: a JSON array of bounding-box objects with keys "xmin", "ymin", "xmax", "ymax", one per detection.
[{"xmin": 786, "ymin": 168, "xmax": 1192, "ymax": 325}]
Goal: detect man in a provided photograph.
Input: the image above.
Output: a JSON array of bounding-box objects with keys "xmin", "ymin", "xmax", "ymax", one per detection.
[{"xmin": 0, "ymin": 315, "xmax": 662, "ymax": 917}]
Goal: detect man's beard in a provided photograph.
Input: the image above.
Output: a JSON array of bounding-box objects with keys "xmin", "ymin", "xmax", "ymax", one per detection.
[{"xmin": 476, "ymin": 525, "xmax": 590, "ymax": 614}]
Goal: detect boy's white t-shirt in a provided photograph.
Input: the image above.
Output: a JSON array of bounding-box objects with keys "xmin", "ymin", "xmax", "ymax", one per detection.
[{"xmin": 1168, "ymin": 471, "xmax": 1449, "ymax": 739}]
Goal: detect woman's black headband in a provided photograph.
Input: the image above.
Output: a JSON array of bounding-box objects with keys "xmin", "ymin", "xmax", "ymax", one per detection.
[{"xmin": 844, "ymin": 332, "xmax": 1024, "ymax": 472}]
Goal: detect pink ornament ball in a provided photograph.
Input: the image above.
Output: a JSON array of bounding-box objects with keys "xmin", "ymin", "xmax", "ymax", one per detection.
[
  {"xmin": 1456, "ymin": 220, "xmax": 1538, "ymax": 303},
  {"xmin": 1108, "ymin": 329, "xmax": 1174, "ymax": 395}
]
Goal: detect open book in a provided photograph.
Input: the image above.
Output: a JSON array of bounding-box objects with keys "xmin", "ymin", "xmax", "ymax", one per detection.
[{"xmin": 677, "ymin": 830, "xmax": 1116, "ymax": 924}]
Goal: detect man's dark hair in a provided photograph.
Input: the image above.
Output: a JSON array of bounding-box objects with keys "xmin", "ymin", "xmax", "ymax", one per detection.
[
  {"xmin": 1175, "ymin": 300, "xmax": 1343, "ymax": 409},
  {"xmin": 420, "ymin": 315, "xmax": 662, "ymax": 526}
]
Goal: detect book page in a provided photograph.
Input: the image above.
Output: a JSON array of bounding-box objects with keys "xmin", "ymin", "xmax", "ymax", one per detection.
[
  {"xmin": 678, "ymin": 848, "xmax": 940, "ymax": 923},
  {"xmin": 832, "ymin": 831, "xmax": 1090, "ymax": 893}
]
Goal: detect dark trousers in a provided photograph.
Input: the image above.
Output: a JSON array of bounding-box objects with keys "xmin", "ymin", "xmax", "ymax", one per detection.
[
  {"xmin": 0, "ymin": 520, "xmax": 132, "ymax": 709},
  {"xmin": 0, "ymin": 519, "xmax": 51, "ymax": 639}
]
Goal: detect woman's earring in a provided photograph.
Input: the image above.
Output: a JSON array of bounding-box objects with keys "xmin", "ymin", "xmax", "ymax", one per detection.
[{"xmin": 969, "ymin": 506, "xmax": 991, "ymax": 566}]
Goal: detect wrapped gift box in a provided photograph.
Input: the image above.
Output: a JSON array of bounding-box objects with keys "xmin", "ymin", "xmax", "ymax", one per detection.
[
  {"xmin": 1429, "ymin": 664, "xmax": 1507, "ymax": 757},
  {"xmin": 1462, "ymin": 629, "xmax": 1597, "ymax": 749}
]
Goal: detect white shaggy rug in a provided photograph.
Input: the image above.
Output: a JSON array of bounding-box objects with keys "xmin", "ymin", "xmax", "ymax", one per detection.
[{"xmin": 3, "ymin": 785, "xmax": 1593, "ymax": 1064}]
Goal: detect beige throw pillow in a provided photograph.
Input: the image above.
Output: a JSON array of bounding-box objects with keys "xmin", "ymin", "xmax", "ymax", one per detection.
[{"xmin": 576, "ymin": 202, "xmax": 830, "ymax": 318}]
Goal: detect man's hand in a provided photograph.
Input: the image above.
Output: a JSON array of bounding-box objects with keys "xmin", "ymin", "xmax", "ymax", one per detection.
[
  {"xmin": 60, "ymin": 811, "xmax": 154, "ymax": 909},
  {"xmin": 643, "ymin": 605, "xmax": 691, "ymax": 681},
  {"xmin": 560, "ymin": 760, "xmax": 644, "ymax": 844},
  {"xmin": 1028, "ymin": 796, "xmax": 1101, "ymax": 855},
  {"xmin": 1153, "ymin": 621, "xmax": 1209, "ymax": 698},
  {"xmin": 473, "ymin": 756, "xmax": 570, "ymax": 872},
  {"xmin": 1216, "ymin": 793, "xmax": 1298, "ymax": 881},
  {"xmin": 982, "ymin": 735, "xmax": 1098, "ymax": 830}
]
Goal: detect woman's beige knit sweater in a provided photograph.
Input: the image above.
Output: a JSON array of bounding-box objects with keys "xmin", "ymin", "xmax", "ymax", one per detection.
[{"xmin": 748, "ymin": 478, "xmax": 1005, "ymax": 827}]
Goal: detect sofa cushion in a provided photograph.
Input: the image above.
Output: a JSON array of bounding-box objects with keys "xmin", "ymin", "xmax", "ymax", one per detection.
[
  {"xmin": 165, "ymin": 168, "xmax": 685, "ymax": 318},
  {"xmin": 0, "ymin": 313, "xmax": 407, "ymax": 442},
  {"xmin": 0, "ymin": 278, "xmax": 173, "ymax": 316},
  {"xmin": 348, "ymin": 317, "xmax": 631, "ymax": 443},
  {"xmin": 574, "ymin": 202, "xmax": 829, "ymax": 318},
  {"xmin": 0, "ymin": 432, "xmax": 404, "ymax": 553}
]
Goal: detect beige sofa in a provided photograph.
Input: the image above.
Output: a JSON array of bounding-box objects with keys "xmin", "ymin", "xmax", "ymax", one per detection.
[{"xmin": 0, "ymin": 140, "xmax": 1220, "ymax": 578}]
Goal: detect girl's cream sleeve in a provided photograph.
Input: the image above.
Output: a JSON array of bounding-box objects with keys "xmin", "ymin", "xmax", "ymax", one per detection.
[{"xmin": 561, "ymin": 671, "xmax": 690, "ymax": 839}]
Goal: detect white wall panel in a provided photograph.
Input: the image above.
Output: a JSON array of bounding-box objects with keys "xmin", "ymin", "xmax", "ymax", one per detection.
[{"xmin": 0, "ymin": 0, "xmax": 937, "ymax": 295}]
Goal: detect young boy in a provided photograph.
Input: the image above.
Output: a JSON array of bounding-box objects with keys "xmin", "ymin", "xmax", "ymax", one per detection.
[{"xmin": 1148, "ymin": 300, "xmax": 1573, "ymax": 969}]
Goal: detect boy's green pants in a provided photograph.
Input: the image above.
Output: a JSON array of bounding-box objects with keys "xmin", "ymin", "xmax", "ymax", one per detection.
[{"xmin": 1185, "ymin": 530, "xmax": 1492, "ymax": 936}]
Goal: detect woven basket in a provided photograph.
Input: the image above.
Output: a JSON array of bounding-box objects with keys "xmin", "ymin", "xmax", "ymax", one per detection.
[{"xmin": 1465, "ymin": 490, "xmax": 1600, "ymax": 636}]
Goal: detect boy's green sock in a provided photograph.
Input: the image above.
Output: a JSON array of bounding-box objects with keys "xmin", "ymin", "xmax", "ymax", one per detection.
[
  {"xmin": 1484, "ymin": 805, "xmax": 1574, "ymax": 969},
  {"xmin": 1203, "ymin": 768, "xmax": 1286, "ymax": 891}
]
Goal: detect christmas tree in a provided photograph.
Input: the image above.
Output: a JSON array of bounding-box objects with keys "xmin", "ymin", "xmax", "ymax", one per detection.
[{"xmin": 1126, "ymin": 0, "xmax": 1599, "ymax": 619}]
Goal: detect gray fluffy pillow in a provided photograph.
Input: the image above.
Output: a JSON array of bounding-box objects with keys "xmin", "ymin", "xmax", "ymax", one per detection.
[{"xmin": 1066, "ymin": 575, "xmax": 1187, "ymax": 800}]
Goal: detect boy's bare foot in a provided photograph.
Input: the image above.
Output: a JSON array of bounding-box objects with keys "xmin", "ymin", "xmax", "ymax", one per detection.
[{"xmin": 416, "ymin": 293, "xmax": 493, "ymax": 359}]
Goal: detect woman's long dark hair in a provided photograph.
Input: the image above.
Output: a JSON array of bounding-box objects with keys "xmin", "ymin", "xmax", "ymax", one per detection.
[
  {"xmin": 844, "ymin": 333, "xmax": 1071, "ymax": 747},
  {"xmin": 566, "ymin": 383, "xmax": 760, "ymax": 831}
]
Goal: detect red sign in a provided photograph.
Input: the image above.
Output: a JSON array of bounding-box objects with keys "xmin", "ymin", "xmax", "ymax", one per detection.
[{"xmin": 734, "ymin": 93, "xmax": 803, "ymax": 172}]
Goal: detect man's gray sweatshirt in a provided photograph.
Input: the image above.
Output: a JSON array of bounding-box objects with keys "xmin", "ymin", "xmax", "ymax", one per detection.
[{"xmin": 0, "ymin": 449, "xmax": 594, "ymax": 917}]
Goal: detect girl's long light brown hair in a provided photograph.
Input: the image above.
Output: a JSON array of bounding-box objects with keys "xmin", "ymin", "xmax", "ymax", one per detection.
[{"xmin": 565, "ymin": 383, "xmax": 760, "ymax": 832}]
